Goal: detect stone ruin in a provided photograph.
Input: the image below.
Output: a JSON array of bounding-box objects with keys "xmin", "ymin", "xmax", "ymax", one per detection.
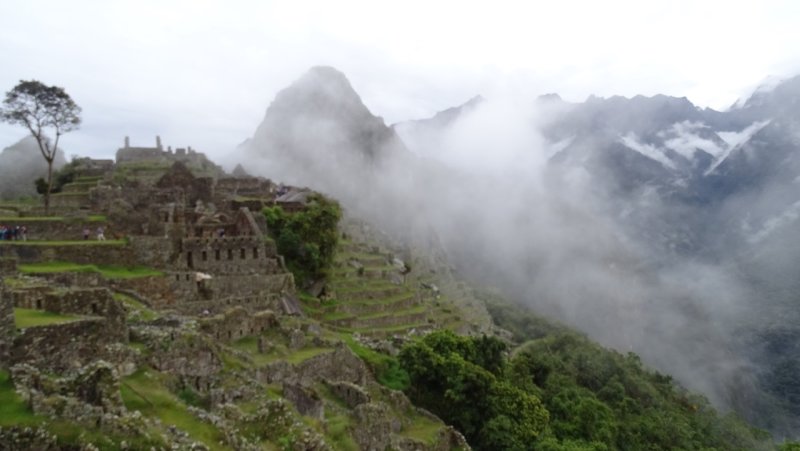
[
  {"xmin": 0, "ymin": 138, "xmax": 471, "ymax": 450},
  {"xmin": 0, "ymin": 277, "xmax": 13, "ymax": 368}
]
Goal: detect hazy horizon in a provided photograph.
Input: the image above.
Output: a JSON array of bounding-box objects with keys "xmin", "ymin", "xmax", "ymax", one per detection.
[{"xmin": 2, "ymin": 0, "xmax": 800, "ymax": 160}]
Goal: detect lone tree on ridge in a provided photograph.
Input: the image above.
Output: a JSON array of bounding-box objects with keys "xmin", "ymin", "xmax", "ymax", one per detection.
[{"xmin": 1, "ymin": 80, "xmax": 81, "ymax": 214}]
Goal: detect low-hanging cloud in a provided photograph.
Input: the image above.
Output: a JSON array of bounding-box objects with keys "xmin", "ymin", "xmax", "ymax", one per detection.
[{"xmin": 237, "ymin": 68, "xmax": 799, "ymax": 437}]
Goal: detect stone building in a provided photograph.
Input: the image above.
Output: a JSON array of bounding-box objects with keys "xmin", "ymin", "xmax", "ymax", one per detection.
[{"xmin": 115, "ymin": 136, "xmax": 212, "ymax": 168}]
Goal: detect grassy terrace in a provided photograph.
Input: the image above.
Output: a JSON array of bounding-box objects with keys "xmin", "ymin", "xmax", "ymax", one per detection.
[
  {"xmin": 121, "ymin": 369, "xmax": 228, "ymax": 451},
  {"xmin": 0, "ymin": 239, "xmax": 125, "ymax": 246},
  {"xmin": 114, "ymin": 293, "xmax": 160, "ymax": 321},
  {"xmin": 14, "ymin": 308, "xmax": 83, "ymax": 328},
  {"xmin": 0, "ymin": 215, "xmax": 106, "ymax": 222},
  {"xmin": 230, "ymin": 336, "xmax": 333, "ymax": 366},
  {"xmin": 0, "ymin": 370, "xmax": 39, "ymax": 427},
  {"xmin": 20, "ymin": 261, "xmax": 162, "ymax": 279}
]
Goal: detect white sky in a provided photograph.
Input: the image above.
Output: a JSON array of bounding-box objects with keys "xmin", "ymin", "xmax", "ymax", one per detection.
[{"xmin": 1, "ymin": 0, "xmax": 799, "ymax": 160}]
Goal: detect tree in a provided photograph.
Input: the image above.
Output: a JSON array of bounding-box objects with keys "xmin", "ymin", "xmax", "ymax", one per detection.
[{"xmin": 1, "ymin": 80, "xmax": 81, "ymax": 214}]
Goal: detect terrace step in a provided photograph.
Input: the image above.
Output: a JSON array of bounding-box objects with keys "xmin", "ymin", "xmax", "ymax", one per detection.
[
  {"xmin": 333, "ymin": 286, "xmax": 407, "ymax": 302},
  {"xmin": 329, "ymin": 308, "xmax": 428, "ymax": 329},
  {"xmin": 323, "ymin": 292, "xmax": 419, "ymax": 316}
]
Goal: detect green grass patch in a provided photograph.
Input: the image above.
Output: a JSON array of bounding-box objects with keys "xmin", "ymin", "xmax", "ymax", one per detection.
[
  {"xmin": 0, "ymin": 239, "xmax": 125, "ymax": 246},
  {"xmin": 402, "ymin": 413, "xmax": 443, "ymax": 445},
  {"xmin": 231, "ymin": 337, "xmax": 332, "ymax": 366},
  {"xmin": 20, "ymin": 261, "xmax": 162, "ymax": 279},
  {"xmin": 121, "ymin": 369, "xmax": 229, "ymax": 451},
  {"xmin": 114, "ymin": 293, "xmax": 160, "ymax": 321},
  {"xmin": 14, "ymin": 308, "xmax": 82, "ymax": 328},
  {"xmin": 323, "ymin": 410, "xmax": 359, "ymax": 451},
  {"xmin": 341, "ymin": 334, "xmax": 409, "ymax": 390},
  {"xmin": 0, "ymin": 370, "xmax": 40, "ymax": 426}
]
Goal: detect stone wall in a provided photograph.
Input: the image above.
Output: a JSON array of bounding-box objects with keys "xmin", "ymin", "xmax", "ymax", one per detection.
[
  {"xmin": 148, "ymin": 331, "xmax": 223, "ymax": 392},
  {"xmin": 179, "ymin": 236, "xmax": 280, "ymax": 274},
  {"xmin": 0, "ymin": 257, "xmax": 17, "ymax": 275},
  {"xmin": 198, "ymin": 307, "xmax": 277, "ymax": 342},
  {"xmin": 0, "ymin": 280, "xmax": 13, "ymax": 368},
  {"xmin": 173, "ymin": 292, "xmax": 280, "ymax": 316},
  {"xmin": 11, "ymin": 318, "xmax": 127, "ymax": 373},
  {"xmin": 113, "ymin": 276, "xmax": 175, "ymax": 308},
  {"xmin": 8, "ymin": 286, "xmax": 52, "ymax": 309},
  {"xmin": 260, "ymin": 345, "xmax": 370, "ymax": 387},
  {"xmin": 13, "ymin": 287, "xmax": 127, "ymax": 334},
  {"xmin": 326, "ymin": 380, "xmax": 370, "ymax": 408},
  {"xmin": 49, "ymin": 192, "xmax": 90, "ymax": 209},
  {"xmin": 128, "ymin": 236, "xmax": 174, "ymax": 268},
  {"xmin": 203, "ymin": 273, "xmax": 294, "ymax": 299},
  {"xmin": 0, "ymin": 242, "xmax": 139, "ymax": 266},
  {"xmin": 215, "ymin": 177, "xmax": 274, "ymax": 198}
]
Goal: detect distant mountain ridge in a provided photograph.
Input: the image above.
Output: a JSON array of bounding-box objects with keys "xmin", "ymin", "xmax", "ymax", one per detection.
[{"xmin": 239, "ymin": 67, "xmax": 800, "ymax": 437}]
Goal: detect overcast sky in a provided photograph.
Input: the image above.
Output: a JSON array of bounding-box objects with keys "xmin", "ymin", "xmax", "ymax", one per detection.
[{"xmin": 1, "ymin": 0, "xmax": 799, "ymax": 160}]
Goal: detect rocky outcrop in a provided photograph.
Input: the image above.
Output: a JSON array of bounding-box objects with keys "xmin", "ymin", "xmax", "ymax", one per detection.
[
  {"xmin": 261, "ymin": 344, "xmax": 370, "ymax": 388},
  {"xmin": 283, "ymin": 382, "xmax": 323, "ymax": 419},
  {"xmin": 326, "ymin": 380, "xmax": 370, "ymax": 408}
]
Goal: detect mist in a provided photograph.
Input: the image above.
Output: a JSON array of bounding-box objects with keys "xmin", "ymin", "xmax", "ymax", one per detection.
[{"xmin": 235, "ymin": 67, "xmax": 799, "ymax": 437}]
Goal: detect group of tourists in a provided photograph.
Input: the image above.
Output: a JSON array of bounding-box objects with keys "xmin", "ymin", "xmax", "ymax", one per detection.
[
  {"xmin": 0, "ymin": 224, "xmax": 27, "ymax": 241},
  {"xmin": 82, "ymin": 226, "xmax": 106, "ymax": 241}
]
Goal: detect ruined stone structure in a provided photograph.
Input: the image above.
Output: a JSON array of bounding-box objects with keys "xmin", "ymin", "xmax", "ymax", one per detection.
[
  {"xmin": 0, "ymin": 278, "xmax": 13, "ymax": 368},
  {"xmin": 11, "ymin": 319, "xmax": 128, "ymax": 373},
  {"xmin": 116, "ymin": 136, "xmax": 210, "ymax": 167},
  {"xmin": 199, "ymin": 307, "xmax": 278, "ymax": 342}
]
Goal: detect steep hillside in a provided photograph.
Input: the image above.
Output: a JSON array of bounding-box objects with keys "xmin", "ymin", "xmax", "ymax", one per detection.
[{"xmin": 238, "ymin": 67, "xmax": 800, "ymax": 439}]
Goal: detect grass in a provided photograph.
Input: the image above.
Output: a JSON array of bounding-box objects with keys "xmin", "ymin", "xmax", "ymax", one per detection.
[
  {"xmin": 114, "ymin": 292, "xmax": 160, "ymax": 321},
  {"xmin": 14, "ymin": 308, "xmax": 83, "ymax": 328},
  {"xmin": 323, "ymin": 409, "xmax": 359, "ymax": 451},
  {"xmin": 0, "ymin": 370, "xmax": 40, "ymax": 427},
  {"xmin": 402, "ymin": 413, "xmax": 444, "ymax": 445},
  {"xmin": 0, "ymin": 239, "xmax": 125, "ymax": 246},
  {"xmin": 20, "ymin": 261, "xmax": 162, "ymax": 279},
  {"xmin": 231, "ymin": 336, "xmax": 333, "ymax": 366},
  {"xmin": 120, "ymin": 369, "xmax": 229, "ymax": 451},
  {"xmin": 341, "ymin": 334, "xmax": 409, "ymax": 390}
]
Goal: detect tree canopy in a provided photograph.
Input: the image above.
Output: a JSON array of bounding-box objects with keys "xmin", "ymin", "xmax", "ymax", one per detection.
[{"xmin": 1, "ymin": 80, "xmax": 81, "ymax": 213}]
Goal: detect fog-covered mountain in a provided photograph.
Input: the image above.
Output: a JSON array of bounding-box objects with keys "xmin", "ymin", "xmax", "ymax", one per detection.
[
  {"xmin": 0, "ymin": 136, "xmax": 66, "ymax": 199},
  {"xmin": 240, "ymin": 67, "xmax": 800, "ymax": 437}
]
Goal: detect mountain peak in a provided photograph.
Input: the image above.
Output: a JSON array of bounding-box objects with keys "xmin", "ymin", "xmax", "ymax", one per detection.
[{"xmin": 248, "ymin": 66, "xmax": 408, "ymax": 178}]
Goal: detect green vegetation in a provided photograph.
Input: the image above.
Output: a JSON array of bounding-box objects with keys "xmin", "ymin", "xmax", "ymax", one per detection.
[
  {"xmin": 20, "ymin": 261, "xmax": 162, "ymax": 279},
  {"xmin": 0, "ymin": 370, "xmax": 39, "ymax": 427},
  {"xmin": 395, "ymin": 298, "xmax": 775, "ymax": 451},
  {"xmin": 263, "ymin": 194, "xmax": 341, "ymax": 284},
  {"xmin": 34, "ymin": 158, "xmax": 81, "ymax": 197},
  {"xmin": 400, "ymin": 330, "xmax": 547, "ymax": 450},
  {"xmin": 231, "ymin": 335, "xmax": 333, "ymax": 366},
  {"xmin": 114, "ymin": 292, "xmax": 160, "ymax": 322},
  {"xmin": 342, "ymin": 334, "xmax": 409, "ymax": 390},
  {"xmin": 14, "ymin": 308, "xmax": 82, "ymax": 328},
  {"xmin": 120, "ymin": 369, "xmax": 228, "ymax": 451}
]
